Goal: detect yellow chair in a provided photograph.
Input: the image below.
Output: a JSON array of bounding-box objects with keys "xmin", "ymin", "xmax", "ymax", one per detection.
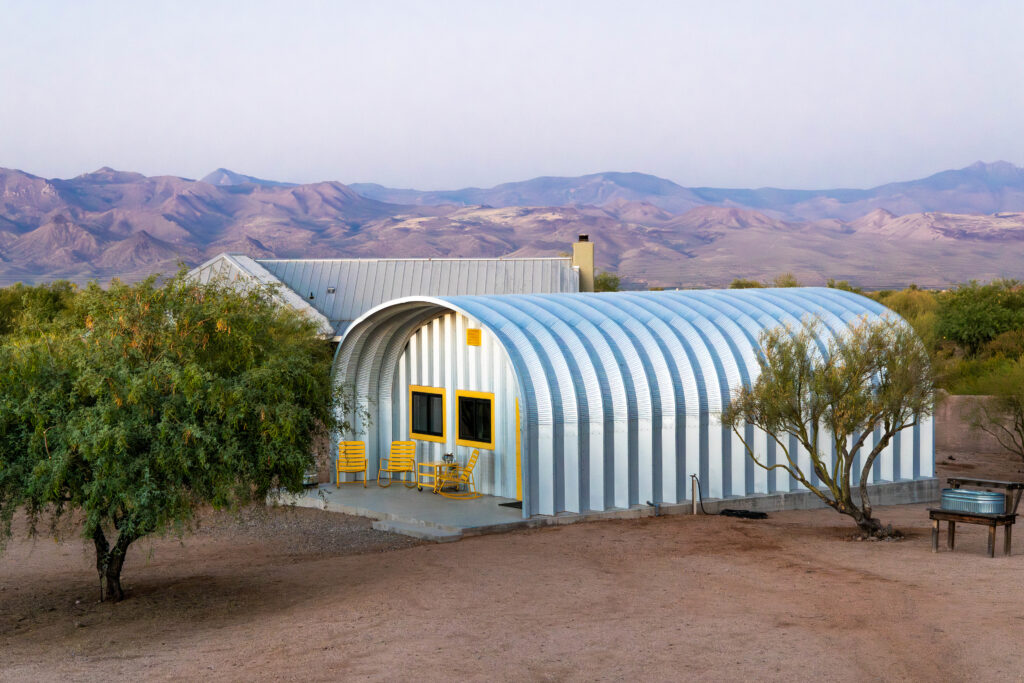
[
  {"xmin": 436, "ymin": 449, "xmax": 482, "ymax": 499},
  {"xmin": 336, "ymin": 441, "xmax": 368, "ymax": 488},
  {"xmin": 377, "ymin": 440, "xmax": 417, "ymax": 488}
]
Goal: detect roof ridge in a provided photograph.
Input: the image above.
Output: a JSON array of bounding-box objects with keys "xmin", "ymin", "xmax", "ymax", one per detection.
[{"xmin": 248, "ymin": 256, "xmax": 572, "ymax": 263}]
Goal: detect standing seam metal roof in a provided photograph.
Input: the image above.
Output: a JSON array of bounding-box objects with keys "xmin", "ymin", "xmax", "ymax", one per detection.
[
  {"xmin": 257, "ymin": 257, "xmax": 579, "ymax": 335},
  {"xmin": 188, "ymin": 253, "xmax": 335, "ymax": 336}
]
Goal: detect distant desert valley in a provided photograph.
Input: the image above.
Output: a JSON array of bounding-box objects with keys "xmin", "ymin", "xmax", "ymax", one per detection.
[{"xmin": 2, "ymin": 161, "xmax": 1024, "ymax": 288}]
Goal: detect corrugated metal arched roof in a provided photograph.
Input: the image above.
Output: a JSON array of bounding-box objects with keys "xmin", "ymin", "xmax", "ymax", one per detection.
[
  {"xmin": 335, "ymin": 288, "xmax": 908, "ymax": 516},
  {"xmin": 338, "ymin": 287, "xmax": 891, "ymax": 417}
]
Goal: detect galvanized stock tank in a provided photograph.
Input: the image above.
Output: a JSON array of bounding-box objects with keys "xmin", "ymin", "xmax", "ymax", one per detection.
[{"xmin": 940, "ymin": 488, "xmax": 1006, "ymax": 514}]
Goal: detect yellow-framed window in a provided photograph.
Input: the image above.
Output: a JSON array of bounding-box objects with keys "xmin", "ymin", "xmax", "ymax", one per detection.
[
  {"xmin": 455, "ymin": 389, "xmax": 495, "ymax": 450},
  {"xmin": 409, "ymin": 385, "xmax": 446, "ymax": 443}
]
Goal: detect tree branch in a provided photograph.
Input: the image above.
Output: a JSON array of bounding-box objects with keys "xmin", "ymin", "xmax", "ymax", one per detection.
[{"xmin": 732, "ymin": 426, "xmax": 835, "ymax": 506}]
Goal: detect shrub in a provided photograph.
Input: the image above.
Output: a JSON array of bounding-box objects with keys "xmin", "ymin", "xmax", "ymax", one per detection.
[{"xmin": 935, "ymin": 280, "xmax": 1024, "ymax": 357}]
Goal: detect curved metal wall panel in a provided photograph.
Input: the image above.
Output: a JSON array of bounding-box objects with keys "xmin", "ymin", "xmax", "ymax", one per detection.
[{"xmin": 334, "ymin": 288, "xmax": 935, "ymax": 518}]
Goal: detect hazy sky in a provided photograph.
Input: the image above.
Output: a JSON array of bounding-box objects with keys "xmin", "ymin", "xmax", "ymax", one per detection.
[{"xmin": 1, "ymin": 1, "xmax": 1022, "ymax": 190}]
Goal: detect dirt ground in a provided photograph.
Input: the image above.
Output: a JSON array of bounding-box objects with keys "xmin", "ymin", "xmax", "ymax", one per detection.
[
  {"xmin": 2, "ymin": 502, "xmax": 1023, "ymax": 682},
  {"xmin": 937, "ymin": 449, "xmax": 1024, "ymax": 484}
]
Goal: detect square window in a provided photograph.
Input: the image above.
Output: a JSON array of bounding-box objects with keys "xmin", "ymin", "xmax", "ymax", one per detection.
[
  {"xmin": 456, "ymin": 393, "xmax": 493, "ymax": 448},
  {"xmin": 410, "ymin": 387, "xmax": 444, "ymax": 441}
]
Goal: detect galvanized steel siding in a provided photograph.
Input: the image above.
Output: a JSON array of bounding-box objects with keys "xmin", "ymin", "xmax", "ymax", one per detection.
[
  {"xmin": 334, "ymin": 309, "xmax": 519, "ymax": 498},
  {"xmin": 394, "ymin": 312, "xmax": 519, "ymax": 497},
  {"xmin": 335, "ymin": 288, "xmax": 935, "ymax": 518}
]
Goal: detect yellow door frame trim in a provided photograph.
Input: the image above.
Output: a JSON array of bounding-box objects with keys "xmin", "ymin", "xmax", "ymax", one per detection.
[
  {"xmin": 454, "ymin": 389, "xmax": 496, "ymax": 450},
  {"xmin": 515, "ymin": 397, "xmax": 522, "ymax": 501},
  {"xmin": 409, "ymin": 385, "xmax": 446, "ymax": 443}
]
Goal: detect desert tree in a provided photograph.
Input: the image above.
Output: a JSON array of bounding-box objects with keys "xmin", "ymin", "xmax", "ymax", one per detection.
[
  {"xmin": 0, "ymin": 271, "xmax": 341, "ymax": 600},
  {"xmin": 826, "ymin": 279, "xmax": 863, "ymax": 294},
  {"xmin": 594, "ymin": 271, "xmax": 621, "ymax": 292},
  {"xmin": 968, "ymin": 359, "xmax": 1024, "ymax": 464},
  {"xmin": 772, "ymin": 272, "xmax": 802, "ymax": 288},
  {"xmin": 935, "ymin": 280, "xmax": 1024, "ymax": 357},
  {"xmin": 721, "ymin": 316, "xmax": 934, "ymax": 536}
]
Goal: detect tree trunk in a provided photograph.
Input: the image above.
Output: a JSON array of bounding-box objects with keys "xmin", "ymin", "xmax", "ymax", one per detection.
[
  {"xmin": 91, "ymin": 527, "xmax": 134, "ymax": 602},
  {"xmin": 836, "ymin": 490, "xmax": 887, "ymax": 536},
  {"xmin": 847, "ymin": 505, "xmax": 888, "ymax": 536},
  {"xmin": 92, "ymin": 527, "xmax": 110, "ymax": 602},
  {"xmin": 851, "ymin": 511, "xmax": 885, "ymax": 536}
]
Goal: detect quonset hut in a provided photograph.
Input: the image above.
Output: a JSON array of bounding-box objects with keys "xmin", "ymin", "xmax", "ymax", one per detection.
[{"xmin": 334, "ymin": 288, "xmax": 934, "ymax": 517}]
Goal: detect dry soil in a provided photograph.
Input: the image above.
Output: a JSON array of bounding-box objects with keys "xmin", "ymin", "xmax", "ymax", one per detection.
[{"xmin": 2, "ymin": 501, "xmax": 1023, "ymax": 682}]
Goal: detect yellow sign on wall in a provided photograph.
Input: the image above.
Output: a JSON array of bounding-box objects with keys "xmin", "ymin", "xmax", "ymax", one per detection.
[{"xmin": 466, "ymin": 328, "xmax": 482, "ymax": 346}]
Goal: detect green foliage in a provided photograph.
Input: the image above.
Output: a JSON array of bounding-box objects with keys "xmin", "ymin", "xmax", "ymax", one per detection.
[
  {"xmin": 772, "ymin": 272, "xmax": 801, "ymax": 288},
  {"xmin": 0, "ymin": 281, "xmax": 77, "ymax": 337},
  {"xmin": 0, "ymin": 271, "xmax": 340, "ymax": 599},
  {"xmin": 594, "ymin": 271, "xmax": 621, "ymax": 292},
  {"xmin": 935, "ymin": 280, "xmax": 1024, "ymax": 357},
  {"xmin": 967, "ymin": 359, "xmax": 1024, "ymax": 463},
  {"xmin": 872, "ymin": 286, "xmax": 938, "ymax": 321},
  {"xmin": 826, "ymin": 279, "xmax": 862, "ymax": 294},
  {"xmin": 866, "ymin": 281, "xmax": 1024, "ymax": 395},
  {"xmin": 729, "ymin": 278, "xmax": 764, "ymax": 289},
  {"xmin": 870, "ymin": 286, "xmax": 939, "ymax": 351},
  {"xmin": 982, "ymin": 329, "xmax": 1024, "ymax": 359},
  {"xmin": 728, "ymin": 274, "xmax": 801, "ymax": 289},
  {"xmin": 721, "ymin": 317, "xmax": 934, "ymax": 535},
  {"xmin": 936, "ymin": 355, "xmax": 1015, "ymax": 395}
]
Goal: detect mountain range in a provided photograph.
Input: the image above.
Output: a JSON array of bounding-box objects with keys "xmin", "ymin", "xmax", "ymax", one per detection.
[
  {"xmin": 350, "ymin": 161, "xmax": 1024, "ymax": 222},
  {"xmin": 1, "ymin": 161, "xmax": 1023, "ymax": 289}
]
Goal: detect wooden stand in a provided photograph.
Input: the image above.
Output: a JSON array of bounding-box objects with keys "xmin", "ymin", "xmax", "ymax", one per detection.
[{"xmin": 928, "ymin": 509, "xmax": 1015, "ymax": 558}]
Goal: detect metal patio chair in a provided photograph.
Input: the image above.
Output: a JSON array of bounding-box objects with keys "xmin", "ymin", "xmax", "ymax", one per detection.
[
  {"xmin": 436, "ymin": 449, "xmax": 482, "ymax": 499},
  {"xmin": 336, "ymin": 441, "xmax": 368, "ymax": 487},
  {"xmin": 377, "ymin": 440, "xmax": 417, "ymax": 488}
]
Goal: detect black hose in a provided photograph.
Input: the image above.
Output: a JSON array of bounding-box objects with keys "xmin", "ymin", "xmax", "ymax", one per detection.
[
  {"xmin": 691, "ymin": 474, "xmax": 709, "ymax": 515},
  {"xmin": 692, "ymin": 473, "xmax": 768, "ymax": 519}
]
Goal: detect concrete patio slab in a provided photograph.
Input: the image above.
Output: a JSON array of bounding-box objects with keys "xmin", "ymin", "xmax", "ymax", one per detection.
[
  {"xmin": 278, "ymin": 477, "xmax": 940, "ymax": 542},
  {"xmin": 284, "ymin": 484, "xmax": 525, "ymax": 538},
  {"xmin": 371, "ymin": 519, "xmax": 463, "ymax": 542}
]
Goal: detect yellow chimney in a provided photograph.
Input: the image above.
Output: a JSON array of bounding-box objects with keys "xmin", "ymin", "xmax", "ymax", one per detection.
[{"xmin": 572, "ymin": 234, "xmax": 595, "ymax": 292}]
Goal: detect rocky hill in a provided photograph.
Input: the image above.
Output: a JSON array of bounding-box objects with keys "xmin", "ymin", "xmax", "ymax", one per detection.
[{"xmin": 2, "ymin": 163, "xmax": 1024, "ymax": 289}]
